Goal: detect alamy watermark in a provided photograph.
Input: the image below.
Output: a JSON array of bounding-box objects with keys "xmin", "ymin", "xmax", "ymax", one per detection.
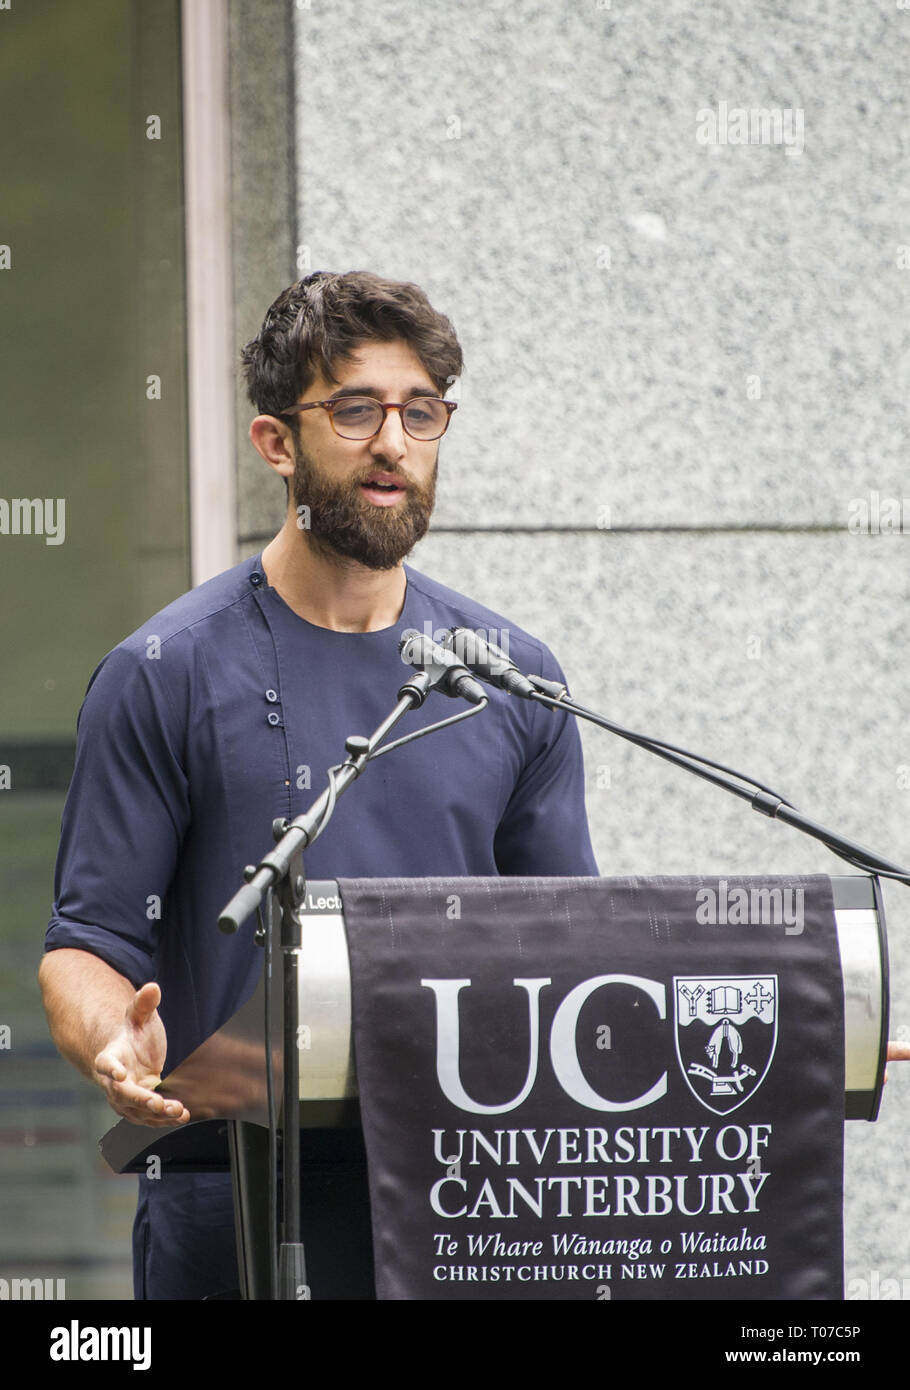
[
  {"xmin": 420, "ymin": 621, "xmax": 510, "ymax": 658},
  {"xmin": 50, "ymin": 1321, "xmax": 151, "ymax": 1370},
  {"xmin": 0, "ymin": 1275, "xmax": 66, "ymax": 1299},
  {"xmin": 847, "ymin": 491, "xmax": 910, "ymax": 535},
  {"xmin": 847, "ymin": 1270, "xmax": 910, "ymax": 1300},
  {"xmin": 0, "ymin": 497, "xmax": 65, "ymax": 545},
  {"xmin": 696, "ymin": 102, "xmax": 804, "ymax": 157},
  {"xmin": 695, "ymin": 881, "xmax": 805, "ymax": 935}
]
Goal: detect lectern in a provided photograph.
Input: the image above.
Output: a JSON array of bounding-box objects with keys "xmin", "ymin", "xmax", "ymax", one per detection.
[{"xmin": 101, "ymin": 873, "xmax": 887, "ymax": 1299}]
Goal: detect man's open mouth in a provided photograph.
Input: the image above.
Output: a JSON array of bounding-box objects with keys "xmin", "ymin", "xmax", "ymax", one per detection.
[{"xmin": 360, "ymin": 473, "xmax": 408, "ymax": 499}]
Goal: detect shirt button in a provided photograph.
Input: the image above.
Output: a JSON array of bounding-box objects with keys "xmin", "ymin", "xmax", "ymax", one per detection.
[
  {"xmin": 250, "ymin": 571, "xmax": 263, "ymax": 586},
  {"xmin": 265, "ymin": 689, "xmax": 278, "ymax": 703},
  {"xmin": 267, "ymin": 712, "xmax": 280, "ymax": 726}
]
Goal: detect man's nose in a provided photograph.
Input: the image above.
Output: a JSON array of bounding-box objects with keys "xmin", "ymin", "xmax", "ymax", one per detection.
[{"xmin": 369, "ymin": 407, "xmax": 407, "ymax": 462}]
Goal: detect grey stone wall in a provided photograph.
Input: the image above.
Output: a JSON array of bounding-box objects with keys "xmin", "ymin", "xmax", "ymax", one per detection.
[{"xmin": 235, "ymin": 0, "xmax": 910, "ymax": 1295}]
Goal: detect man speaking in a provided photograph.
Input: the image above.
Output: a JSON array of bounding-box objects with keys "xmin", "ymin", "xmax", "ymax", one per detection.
[{"xmin": 39, "ymin": 270, "xmax": 599, "ymax": 1300}]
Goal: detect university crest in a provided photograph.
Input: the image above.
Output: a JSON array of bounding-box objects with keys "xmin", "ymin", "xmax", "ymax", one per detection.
[{"xmin": 674, "ymin": 975, "xmax": 777, "ymax": 1115}]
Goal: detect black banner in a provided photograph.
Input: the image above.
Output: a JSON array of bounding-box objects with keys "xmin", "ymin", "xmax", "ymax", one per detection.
[{"xmin": 340, "ymin": 876, "xmax": 844, "ymax": 1301}]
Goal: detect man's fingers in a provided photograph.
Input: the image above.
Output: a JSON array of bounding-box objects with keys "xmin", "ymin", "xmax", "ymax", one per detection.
[
  {"xmin": 887, "ymin": 1041, "xmax": 910, "ymax": 1061},
  {"xmin": 113, "ymin": 1080, "xmax": 189, "ymax": 1121},
  {"xmin": 103, "ymin": 1077, "xmax": 190, "ymax": 1125},
  {"xmin": 94, "ymin": 1054, "xmax": 124, "ymax": 1082},
  {"xmin": 94, "ymin": 1049, "xmax": 158, "ymax": 1090},
  {"xmin": 108, "ymin": 1074, "xmax": 163, "ymax": 1107},
  {"xmin": 98, "ymin": 1065, "xmax": 186, "ymax": 1114},
  {"xmin": 129, "ymin": 981, "xmax": 162, "ymax": 1026},
  {"xmin": 111, "ymin": 1104, "xmax": 191, "ymax": 1129}
]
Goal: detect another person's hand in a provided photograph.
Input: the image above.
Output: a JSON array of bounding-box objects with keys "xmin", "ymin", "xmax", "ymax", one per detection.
[
  {"xmin": 883, "ymin": 1039, "xmax": 910, "ymax": 1084},
  {"xmin": 93, "ymin": 982, "xmax": 190, "ymax": 1126}
]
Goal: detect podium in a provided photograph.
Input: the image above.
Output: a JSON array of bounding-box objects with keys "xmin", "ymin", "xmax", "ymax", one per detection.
[{"xmin": 101, "ymin": 873, "xmax": 887, "ymax": 1299}]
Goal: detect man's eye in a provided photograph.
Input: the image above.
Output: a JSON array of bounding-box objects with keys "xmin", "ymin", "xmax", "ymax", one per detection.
[{"xmin": 334, "ymin": 403, "xmax": 372, "ymax": 422}]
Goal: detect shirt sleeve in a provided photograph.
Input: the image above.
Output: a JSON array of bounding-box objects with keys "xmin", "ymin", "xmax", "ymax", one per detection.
[
  {"xmin": 493, "ymin": 643, "xmax": 600, "ymax": 877},
  {"xmin": 44, "ymin": 641, "xmax": 191, "ymax": 987}
]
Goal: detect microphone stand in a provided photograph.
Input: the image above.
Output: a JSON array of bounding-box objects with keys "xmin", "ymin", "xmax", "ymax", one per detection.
[
  {"xmin": 217, "ymin": 667, "xmax": 487, "ymax": 1300},
  {"xmin": 443, "ymin": 626, "xmax": 910, "ymax": 882},
  {"xmin": 527, "ymin": 675, "xmax": 910, "ymax": 884}
]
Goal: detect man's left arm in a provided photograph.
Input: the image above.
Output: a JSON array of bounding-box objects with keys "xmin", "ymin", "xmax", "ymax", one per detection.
[{"xmin": 493, "ymin": 646, "xmax": 599, "ymax": 877}]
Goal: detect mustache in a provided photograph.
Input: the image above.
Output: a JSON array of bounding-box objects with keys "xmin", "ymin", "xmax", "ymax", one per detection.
[{"xmin": 352, "ymin": 466, "xmax": 414, "ymax": 487}]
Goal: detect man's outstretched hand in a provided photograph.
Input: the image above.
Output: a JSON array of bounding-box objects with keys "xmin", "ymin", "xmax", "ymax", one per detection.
[
  {"xmin": 93, "ymin": 982, "xmax": 190, "ymax": 1127},
  {"xmin": 882, "ymin": 1040, "xmax": 910, "ymax": 1084}
]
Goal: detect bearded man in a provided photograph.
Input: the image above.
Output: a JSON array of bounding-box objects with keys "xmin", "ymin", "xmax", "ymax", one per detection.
[{"xmin": 39, "ymin": 270, "xmax": 599, "ymax": 1300}]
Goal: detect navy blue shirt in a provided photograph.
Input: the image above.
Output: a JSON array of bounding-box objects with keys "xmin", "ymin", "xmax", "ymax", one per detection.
[{"xmin": 45, "ymin": 554, "xmax": 598, "ymax": 1072}]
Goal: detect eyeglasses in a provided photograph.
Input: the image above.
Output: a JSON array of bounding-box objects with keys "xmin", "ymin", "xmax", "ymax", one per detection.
[{"xmin": 279, "ymin": 395, "xmax": 457, "ymax": 441}]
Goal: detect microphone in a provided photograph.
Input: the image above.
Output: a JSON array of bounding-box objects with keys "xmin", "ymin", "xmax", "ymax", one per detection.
[
  {"xmin": 398, "ymin": 630, "xmax": 487, "ymax": 706},
  {"xmin": 444, "ymin": 627, "xmax": 537, "ymax": 700}
]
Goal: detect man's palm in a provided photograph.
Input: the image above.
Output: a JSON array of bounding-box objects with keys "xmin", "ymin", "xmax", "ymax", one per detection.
[{"xmin": 94, "ymin": 982, "xmax": 190, "ymax": 1126}]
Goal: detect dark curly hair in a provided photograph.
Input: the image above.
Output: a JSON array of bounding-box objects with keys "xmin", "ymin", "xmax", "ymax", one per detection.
[{"xmin": 240, "ymin": 270, "xmax": 463, "ymax": 420}]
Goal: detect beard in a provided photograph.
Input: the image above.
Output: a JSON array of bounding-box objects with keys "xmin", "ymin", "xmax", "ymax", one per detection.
[{"xmin": 292, "ymin": 441, "xmax": 437, "ymax": 571}]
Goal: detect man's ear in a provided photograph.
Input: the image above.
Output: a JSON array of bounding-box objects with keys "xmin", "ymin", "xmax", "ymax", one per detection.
[{"xmin": 249, "ymin": 415, "xmax": 296, "ymax": 485}]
